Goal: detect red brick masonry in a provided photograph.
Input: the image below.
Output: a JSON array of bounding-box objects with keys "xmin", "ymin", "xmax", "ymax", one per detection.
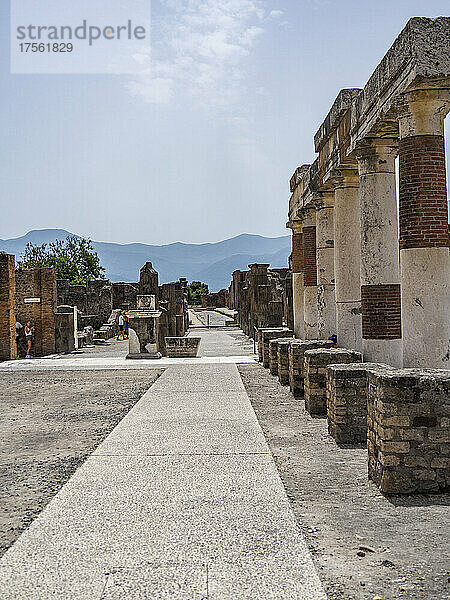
[
  {"xmin": 292, "ymin": 232, "xmax": 304, "ymax": 274},
  {"xmin": 302, "ymin": 226, "xmax": 317, "ymax": 286},
  {"xmin": 399, "ymin": 134, "xmax": 449, "ymax": 249},
  {"xmin": 361, "ymin": 284, "xmax": 401, "ymax": 339}
]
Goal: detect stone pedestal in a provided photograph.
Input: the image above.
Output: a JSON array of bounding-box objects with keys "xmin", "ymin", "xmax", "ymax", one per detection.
[
  {"xmin": 398, "ymin": 88, "xmax": 450, "ymax": 368},
  {"xmin": 303, "ymin": 348, "xmax": 362, "ymax": 416},
  {"xmin": 269, "ymin": 337, "xmax": 294, "ymax": 376},
  {"xmin": 326, "ymin": 362, "xmax": 387, "ymax": 445},
  {"xmin": 288, "ymin": 340, "xmax": 334, "ymax": 397},
  {"xmin": 356, "ymin": 138, "xmax": 402, "ymax": 367},
  {"xmin": 127, "ymin": 295, "xmax": 162, "ymax": 359},
  {"xmin": 260, "ymin": 328, "xmax": 293, "ymax": 368},
  {"xmin": 367, "ymin": 367, "xmax": 450, "ymax": 494},
  {"xmin": 277, "ymin": 339, "xmax": 294, "ymax": 385}
]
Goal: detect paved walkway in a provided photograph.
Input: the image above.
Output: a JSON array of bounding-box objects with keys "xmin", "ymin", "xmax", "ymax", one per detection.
[{"xmin": 0, "ymin": 330, "xmax": 326, "ymax": 599}]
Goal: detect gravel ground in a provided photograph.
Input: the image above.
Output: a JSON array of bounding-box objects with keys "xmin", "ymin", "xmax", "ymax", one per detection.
[
  {"xmin": 0, "ymin": 369, "xmax": 163, "ymax": 556},
  {"xmin": 238, "ymin": 363, "xmax": 450, "ymax": 600}
]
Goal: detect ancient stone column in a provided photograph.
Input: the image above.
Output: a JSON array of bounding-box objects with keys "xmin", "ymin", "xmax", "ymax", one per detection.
[
  {"xmin": 302, "ymin": 206, "xmax": 318, "ymax": 339},
  {"xmin": 356, "ymin": 138, "xmax": 402, "ymax": 367},
  {"xmin": 315, "ymin": 191, "xmax": 336, "ymax": 340},
  {"xmin": 333, "ymin": 168, "xmax": 362, "ymax": 351},
  {"xmin": 398, "ymin": 88, "xmax": 450, "ymax": 368},
  {"xmin": 291, "ymin": 220, "xmax": 304, "ymax": 338}
]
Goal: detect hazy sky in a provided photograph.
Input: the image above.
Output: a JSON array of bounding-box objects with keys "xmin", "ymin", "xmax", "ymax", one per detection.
[{"xmin": 1, "ymin": 1, "xmax": 448, "ymax": 244}]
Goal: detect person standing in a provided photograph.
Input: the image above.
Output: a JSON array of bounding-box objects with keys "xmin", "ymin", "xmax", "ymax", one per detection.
[
  {"xmin": 118, "ymin": 313, "xmax": 124, "ymax": 340},
  {"xmin": 24, "ymin": 321, "xmax": 34, "ymax": 358},
  {"xmin": 123, "ymin": 312, "xmax": 129, "ymax": 340}
]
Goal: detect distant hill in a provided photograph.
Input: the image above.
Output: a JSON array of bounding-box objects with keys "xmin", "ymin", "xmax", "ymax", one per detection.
[{"xmin": 0, "ymin": 229, "xmax": 290, "ymax": 291}]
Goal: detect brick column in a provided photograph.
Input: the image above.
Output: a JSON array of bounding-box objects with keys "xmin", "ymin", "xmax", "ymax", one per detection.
[
  {"xmin": 302, "ymin": 206, "xmax": 318, "ymax": 339},
  {"xmin": 0, "ymin": 253, "xmax": 16, "ymax": 360},
  {"xmin": 315, "ymin": 191, "xmax": 336, "ymax": 340},
  {"xmin": 398, "ymin": 88, "xmax": 450, "ymax": 368},
  {"xmin": 333, "ymin": 169, "xmax": 362, "ymax": 351},
  {"xmin": 356, "ymin": 139, "xmax": 402, "ymax": 367},
  {"xmin": 291, "ymin": 220, "xmax": 304, "ymax": 338}
]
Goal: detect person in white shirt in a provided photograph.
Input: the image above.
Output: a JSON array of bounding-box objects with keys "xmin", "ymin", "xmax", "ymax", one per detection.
[{"xmin": 118, "ymin": 313, "xmax": 124, "ymax": 340}]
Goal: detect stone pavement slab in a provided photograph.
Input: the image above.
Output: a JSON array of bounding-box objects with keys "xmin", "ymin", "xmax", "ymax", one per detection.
[{"xmin": 0, "ymin": 364, "xmax": 326, "ymax": 599}]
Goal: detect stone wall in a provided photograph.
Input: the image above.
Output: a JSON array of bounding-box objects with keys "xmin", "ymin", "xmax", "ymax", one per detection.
[
  {"xmin": 55, "ymin": 311, "xmax": 75, "ymax": 354},
  {"xmin": 0, "ymin": 253, "xmax": 16, "ymax": 360},
  {"xmin": 15, "ymin": 267, "xmax": 57, "ymax": 357}
]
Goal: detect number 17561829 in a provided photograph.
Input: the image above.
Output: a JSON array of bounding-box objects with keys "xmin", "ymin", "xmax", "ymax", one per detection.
[{"xmin": 19, "ymin": 42, "xmax": 73, "ymax": 52}]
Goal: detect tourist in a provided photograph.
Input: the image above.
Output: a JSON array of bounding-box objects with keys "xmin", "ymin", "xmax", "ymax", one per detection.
[
  {"xmin": 123, "ymin": 312, "xmax": 129, "ymax": 339},
  {"xmin": 328, "ymin": 335, "xmax": 338, "ymax": 348},
  {"xmin": 24, "ymin": 321, "xmax": 34, "ymax": 358},
  {"xmin": 118, "ymin": 312, "xmax": 124, "ymax": 340},
  {"xmin": 15, "ymin": 321, "xmax": 23, "ymax": 359}
]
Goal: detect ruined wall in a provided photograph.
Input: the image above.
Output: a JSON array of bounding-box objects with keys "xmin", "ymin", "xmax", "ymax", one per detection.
[
  {"xmin": 15, "ymin": 267, "xmax": 57, "ymax": 357},
  {"xmin": 0, "ymin": 253, "xmax": 16, "ymax": 360}
]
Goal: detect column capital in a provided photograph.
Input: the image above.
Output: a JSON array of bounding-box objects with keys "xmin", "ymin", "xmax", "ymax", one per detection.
[
  {"xmin": 298, "ymin": 203, "xmax": 316, "ymax": 227},
  {"xmin": 355, "ymin": 137, "xmax": 398, "ymax": 176},
  {"xmin": 312, "ymin": 190, "xmax": 334, "ymax": 210},
  {"xmin": 332, "ymin": 167, "xmax": 360, "ymax": 190},
  {"xmin": 397, "ymin": 87, "xmax": 450, "ymax": 138},
  {"xmin": 290, "ymin": 219, "xmax": 303, "ymax": 234}
]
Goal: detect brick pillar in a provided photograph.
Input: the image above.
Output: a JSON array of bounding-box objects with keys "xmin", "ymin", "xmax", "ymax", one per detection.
[
  {"xmin": 315, "ymin": 191, "xmax": 336, "ymax": 340},
  {"xmin": 302, "ymin": 206, "xmax": 318, "ymax": 339},
  {"xmin": 398, "ymin": 88, "xmax": 450, "ymax": 368},
  {"xmin": 333, "ymin": 168, "xmax": 362, "ymax": 351},
  {"xmin": 0, "ymin": 253, "xmax": 16, "ymax": 360},
  {"xmin": 356, "ymin": 138, "xmax": 402, "ymax": 367},
  {"xmin": 291, "ymin": 220, "xmax": 304, "ymax": 339}
]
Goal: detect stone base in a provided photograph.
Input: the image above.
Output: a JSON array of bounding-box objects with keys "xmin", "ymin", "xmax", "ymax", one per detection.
[
  {"xmin": 126, "ymin": 352, "xmax": 162, "ymax": 360},
  {"xmin": 288, "ymin": 340, "xmax": 334, "ymax": 397},
  {"xmin": 277, "ymin": 340, "xmax": 294, "ymax": 385},
  {"xmin": 327, "ymin": 363, "xmax": 387, "ymax": 445},
  {"xmin": 367, "ymin": 368, "xmax": 450, "ymax": 495},
  {"xmin": 261, "ymin": 329, "xmax": 293, "ymax": 368},
  {"xmin": 304, "ymin": 348, "xmax": 362, "ymax": 416},
  {"xmin": 269, "ymin": 337, "xmax": 294, "ymax": 376}
]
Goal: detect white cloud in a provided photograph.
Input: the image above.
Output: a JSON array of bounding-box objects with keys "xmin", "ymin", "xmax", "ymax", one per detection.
[{"xmin": 127, "ymin": 0, "xmax": 271, "ymax": 108}]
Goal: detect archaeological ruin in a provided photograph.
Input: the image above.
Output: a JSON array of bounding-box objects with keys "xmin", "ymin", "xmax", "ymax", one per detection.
[
  {"xmin": 230, "ymin": 17, "xmax": 450, "ymax": 495},
  {"xmin": 0, "ymin": 254, "xmax": 189, "ymax": 360}
]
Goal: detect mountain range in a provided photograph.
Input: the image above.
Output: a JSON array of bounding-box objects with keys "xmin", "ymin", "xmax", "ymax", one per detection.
[{"xmin": 0, "ymin": 229, "xmax": 290, "ymax": 291}]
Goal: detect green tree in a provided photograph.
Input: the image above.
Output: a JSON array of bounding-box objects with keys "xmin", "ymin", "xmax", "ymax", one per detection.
[
  {"xmin": 187, "ymin": 281, "xmax": 209, "ymax": 306},
  {"xmin": 18, "ymin": 236, "xmax": 105, "ymax": 285}
]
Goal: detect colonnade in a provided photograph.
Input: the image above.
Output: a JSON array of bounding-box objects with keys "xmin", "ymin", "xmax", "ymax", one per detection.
[{"xmin": 287, "ymin": 17, "xmax": 450, "ymax": 370}]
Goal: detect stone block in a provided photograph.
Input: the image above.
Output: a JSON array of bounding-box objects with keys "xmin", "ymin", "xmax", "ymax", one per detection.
[
  {"xmin": 165, "ymin": 337, "xmax": 201, "ymax": 358},
  {"xmin": 367, "ymin": 368, "xmax": 450, "ymax": 494},
  {"xmin": 288, "ymin": 340, "xmax": 334, "ymax": 398},
  {"xmin": 326, "ymin": 363, "xmax": 388, "ymax": 445},
  {"xmin": 277, "ymin": 339, "xmax": 294, "ymax": 386},
  {"xmin": 259, "ymin": 328, "xmax": 293, "ymax": 368},
  {"xmin": 269, "ymin": 337, "xmax": 294, "ymax": 376},
  {"xmin": 304, "ymin": 348, "xmax": 362, "ymax": 416}
]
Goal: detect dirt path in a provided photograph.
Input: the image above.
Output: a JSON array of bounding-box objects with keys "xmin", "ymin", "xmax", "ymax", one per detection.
[
  {"xmin": 238, "ymin": 363, "xmax": 450, "ymax": 600},
  {"xmin": 0, "ymin": 369, "xmax": 162, "ymax": 556}
]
